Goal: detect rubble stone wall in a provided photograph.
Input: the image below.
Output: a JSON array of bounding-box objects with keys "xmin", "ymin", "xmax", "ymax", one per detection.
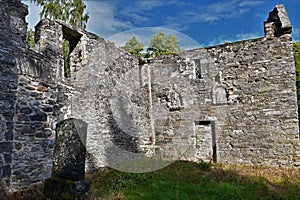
[
  {"xmin": 0, "ymin": 0, "xmax": 29, "ymax": 193},
  {"xmin": 0, "ymin": 1, "xmax": 299, "ymax": 195},
  {"xmin": 180, "ymin": 34, "xmax": 299, "ymax": 166}
]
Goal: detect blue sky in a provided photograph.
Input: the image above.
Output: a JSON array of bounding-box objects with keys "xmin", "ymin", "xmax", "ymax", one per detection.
[{"xmin": 22, "ymin": 0, "xmax": 299, "ymax": 49}]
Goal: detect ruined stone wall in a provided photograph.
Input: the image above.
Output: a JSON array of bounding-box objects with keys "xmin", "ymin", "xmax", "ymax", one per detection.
[
  {"xmin": 11, "ymin": 19, "xmax": 65, "ymax": 191},
  {"xmin": 0, "ymin": 0, "xmax": 28, "ymax": 193},
  {"xmin": 0, "ymin": 1, "xmax": 299, "ymax": 195},
  {"xmin": 179, "ymin": 34, "xmax": 299, "ymax": 166},
  {"xmin": 177, "ymin": 5, "xmax": 299, "ymax": 166},
  {"xmin": 63, "ymin": 4, "xmax": 299, "ymax": 170},
  {"xmin": 63, "ymin": 31, "xmax": 141, "ymax": 169},
  {"xmin": 0, "ymin": 1, "xmax": 64, "ymax": 195}
]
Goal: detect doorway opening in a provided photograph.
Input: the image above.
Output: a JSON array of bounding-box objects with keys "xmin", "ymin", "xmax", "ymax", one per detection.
[{"xmin": 194, "ymin": 120, "xmax": 217, "ymax": 162}]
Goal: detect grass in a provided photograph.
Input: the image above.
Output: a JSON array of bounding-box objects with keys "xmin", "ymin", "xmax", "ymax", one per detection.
[{"xmin": 87, "ymin": 161, "xmax": 300, "ymax": 200}]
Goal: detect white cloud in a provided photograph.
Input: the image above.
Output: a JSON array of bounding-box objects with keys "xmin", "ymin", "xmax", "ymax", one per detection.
[
  {"xmin": 235, "ymin": 32, "xmax": 261, "ymax": 40},
  {"xmin": 208, "ymin": 36, "xmax": 232, "ymax": 46},
  {"xmin": 166, "ymin": 11, "xmax": 212, "ymax": 26},
  {"xmin": 117, "ymin": 6, "xmax": 151, "ymax": 25},
  {"xmin": 118, "ymin": 1, "xmax": 180, "ymax": 27},
  {"xmin": 135, "ymin": 1, "xmax": 167, "ymax": 11},
  {"xmin": 208, "ymin": 31, "xmax": 262, "ymax": 46},
  {"xmin": 187, "ymin": 0, "xmax": 265, "ymax": 23},
  {"xmin": 197, "ymin": 13, "xmax": 219, "ymax": 23},
  {"xmin": 85, "ymin": 1, "xmax": 134, "ymax": 38},
  {"xmin": 86, "ymin": 1, "xmax": 182, "ymax": 38},
  {"xmin": 206, "ymin": 0, "xmax": 239, "ymax": 14},
  {"xmin": 238, "ymin": 1, "xmax": 264, "ymax": 7},
  {"xmin": 127, "ymin": 13, "xmax": 149, "ymax": 23}
]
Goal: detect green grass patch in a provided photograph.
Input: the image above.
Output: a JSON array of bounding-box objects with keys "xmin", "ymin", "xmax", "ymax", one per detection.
[{"xmin": 87, "ymin": 161, "xmax": 300, "ymax": 200}]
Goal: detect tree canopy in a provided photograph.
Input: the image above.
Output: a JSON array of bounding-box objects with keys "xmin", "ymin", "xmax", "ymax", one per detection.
[
  {"xmin": 26, "ymin": 28, "xmax": 35, "ymax": 48},
  {"xmin": 121, "ymin": 32, "xmax": 181, "ymax": 58},
  {"xmin": 30, "ymin": 0, "xmax": 89, "ymax": 29},
  {"xmin": 147, "ymin": 32, "xmax": 181, "ymax": 57},
  {"xmin": 121, "ymin": 36, "xmax": 144, "ymax": 55}
]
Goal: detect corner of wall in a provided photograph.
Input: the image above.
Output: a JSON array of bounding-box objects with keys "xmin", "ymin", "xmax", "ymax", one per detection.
[
  {"xmin": 264, "ymin": 4, "xmax": 292, "ymax": 39},
  {"xmin": 0, "ymin": 0, "xmax": 29, "ymax": 196}
]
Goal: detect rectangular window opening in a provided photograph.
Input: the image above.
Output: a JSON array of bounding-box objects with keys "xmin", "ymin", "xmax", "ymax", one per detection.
[
  {"xmin": 194, "ymin": 59, "xmax": 202, "ymax": 79},
  {"xmin": 62, "ymin": 25, "xmax": 82, "ymax": 78}
]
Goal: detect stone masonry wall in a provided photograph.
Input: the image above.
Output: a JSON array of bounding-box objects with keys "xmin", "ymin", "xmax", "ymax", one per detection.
[
  {"xmin": 179, "ymin": 34, "xmax": 300, "ymax": 166},
  {"xmin": 0, "ymin": 0, "xmax": 28, "ymax": 194},
  {"xmin": 63, "ymin": 31, "xmax": 140, "ymax": 169},
  {"xmin": 1, "ymin": 1, "xmax": 64, "ymax": 195},
  {"xmin": 0, "ymin": 1, "xmax": 299, "ymax": 195},
  {"xmin": 11, "ymin": 19, "xmax": 65, "ymax": 191},
  {"xmin": 61, "ymin": 4, "xmax": 299, "ymax": 170}
]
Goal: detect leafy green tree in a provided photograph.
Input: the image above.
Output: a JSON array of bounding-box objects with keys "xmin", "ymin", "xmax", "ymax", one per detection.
[
  {"xmin": 148, "ymin": 32, "xmax": 166, "ymax": 55},
  {"xmin": 63, "ymin": 40, "xmax": 71, "ymax": 78},
  {"xmin": 146, "ymin": 32, "xmax": 181, "ymax": 58},
  {"xmin": 30, "ymin": 0, "xmax": 89, "ymax": 29},
  {"xmin": 166, "ymin": 34, "xmax": 180, "ymax": 53},
  {"xmin": 26, "ymin": 28, "xmax": 35, "ymax": 48},
  {"xmin": 293, "ymin": 42, "xmax": 300, "ymax": 106},
  {"xmin": 121, "ymin": 33, "xmax": 181, "ymax": 58},
  {"xmin": 121, "ymin": 36, "xmax": 144, "ymax": 55}
]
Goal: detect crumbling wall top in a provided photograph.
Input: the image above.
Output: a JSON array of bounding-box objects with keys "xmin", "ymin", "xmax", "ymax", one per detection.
[
  {"xmin": 275, "ymin": 4, "xmax": 292, "ymax": 30},
  {"xmin": 264, "ymin": 4, "xmax": 292, "ymax": 37}
]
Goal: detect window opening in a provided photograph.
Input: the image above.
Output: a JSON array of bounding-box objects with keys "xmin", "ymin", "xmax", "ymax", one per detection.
[
  {"xmin": 194, "ymin": 59, "xmax": 202, "ymax": 79},
  {"xmin": 62, "ymin": 25, "xmax": 82, "ymax": 78}
]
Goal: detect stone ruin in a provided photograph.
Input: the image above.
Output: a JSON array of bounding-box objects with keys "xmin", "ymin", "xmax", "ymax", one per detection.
[{"xmin": 1, "ymin": 0, "xmax": 300, "ymax": 196}]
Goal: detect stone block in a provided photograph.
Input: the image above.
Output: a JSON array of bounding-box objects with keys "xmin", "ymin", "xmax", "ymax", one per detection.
[
  {"xmin": 29, "ymin": 111, "xmax": 47, "ymax": 121},
  {"xmin": 4, "ymin": 130, "xmax": 13, "ymax": 141},
  {"xmin": 35, "ymin": 130, "xmax": 52, "ymax": 138},
  {"xmin": 52, "ymin": 119, "xmax": 87, "ymax": 181},
  {"xmin": 0, "ymin": 165, "xmax": 11, "ymax": 177},
  {"xmin": 0, "ymin": 142, "xmax": 13, "ymax": 153}
]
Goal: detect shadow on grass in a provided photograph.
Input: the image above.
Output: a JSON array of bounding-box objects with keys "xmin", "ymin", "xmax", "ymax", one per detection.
[
  {"xmin": 0, "ymin": 183, "xmax": 45, "ymax": 200},
  {"xmin": 88, "ymin": 161, "xmax": 300, "ymax": 200}
]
